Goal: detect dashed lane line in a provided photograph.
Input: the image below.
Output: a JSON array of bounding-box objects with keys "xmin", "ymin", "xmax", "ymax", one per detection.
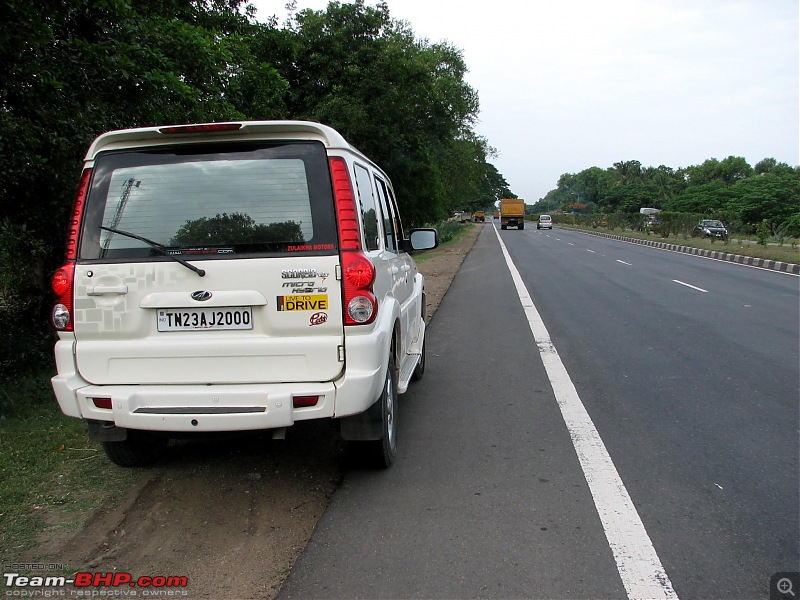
[{"xmin": 673, "ymin": 279, "xmax": 709, "ymax": 293}]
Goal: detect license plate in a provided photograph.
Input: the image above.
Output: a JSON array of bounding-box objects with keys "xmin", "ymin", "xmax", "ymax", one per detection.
[{"xmin": 157, "ymin": 307, "xmax": 252, "ymax": 332}]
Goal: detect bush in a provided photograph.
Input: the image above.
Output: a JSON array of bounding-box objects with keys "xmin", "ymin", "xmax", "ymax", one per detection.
[
  {"xmin": 781, "ymin": 213, "xmax": 800, "ymax": 239},
  {"xmin": 434, "ymin": 220, "xmax": 469, "ymax": 244},
  {"xmin": 0, "ymin": 219, "xmax": 55, "ymax": 379},
  {"xmin": 756, "ymin": 219, "xmax": 770, "ymax": 246}
]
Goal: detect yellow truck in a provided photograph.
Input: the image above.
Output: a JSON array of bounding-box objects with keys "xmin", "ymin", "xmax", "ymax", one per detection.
[
  {"xmin": 500, "ymin": 198, "xmax": 525, "ymax": 230},
  {"xmin": 473, "ymin": 211, "xmax": 486, "ymax": 222}
]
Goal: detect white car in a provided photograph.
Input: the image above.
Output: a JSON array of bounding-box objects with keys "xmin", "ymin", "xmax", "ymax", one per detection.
[
  {"xmin": 50, "ymin": 121, "xmax": 438, "ymax": 468},
  {"xmin": 537, "ymin": 214, "xmax": 553, "ymax": 229}
]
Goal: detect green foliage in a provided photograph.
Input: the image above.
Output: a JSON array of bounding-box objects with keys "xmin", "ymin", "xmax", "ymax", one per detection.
[
  {"xmin": 434, "ymin": 220, "xmax": 470, "ymax": 244},
  {"xmin": 540, "ymin": 156, "xmax": 799, "ymax": 241},
  {"xmin": 250, "ymin": 1, "xmax": 495, "ymax": 225},
  {"xmin": 1, "ymin": 0, "xmax": 504, "ymax": 375},
  {"xmin": 756, "ymin": 219, "xmax": 770, "ymax": 246},
  {"xmin": 781, "ymin": 213, "xmax": 800, "ymax": 239},
  {"xmin": 0, "ymin": 219, "xmax": 55, "ymax": 377}
]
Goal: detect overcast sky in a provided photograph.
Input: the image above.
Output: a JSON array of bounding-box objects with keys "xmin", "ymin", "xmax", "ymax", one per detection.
[{"xmin": 250, "ymin": 0, "xmax": 799, "ymax": 202}]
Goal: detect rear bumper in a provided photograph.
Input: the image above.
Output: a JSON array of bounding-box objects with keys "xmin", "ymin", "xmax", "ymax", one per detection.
[{"xmin": 51, "ymin": 324, "xmax": 391, "ymax": 433}]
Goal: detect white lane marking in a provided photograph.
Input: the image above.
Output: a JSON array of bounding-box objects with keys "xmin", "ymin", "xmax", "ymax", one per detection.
[
  {"xmin": 492, "ymin": 226, "xmax": 678, "ymax": 600},
  {"xmin": 568, "ymin": 243, "xmax": 575, "ymax": 246},
  {"xmin": 673, "ymin": 280, "xmax": 709, "ymax": 293},
  {"xmin": 587, "ymin": 249, "xmax": 596, "ymax": 253},
  {"xmin": 617, "ymin": 260, "xmax": 632, "ymax": 266}
]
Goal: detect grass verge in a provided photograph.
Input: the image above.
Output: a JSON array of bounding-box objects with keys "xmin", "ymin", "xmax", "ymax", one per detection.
[
  {"xmin": 560, "ymin": 225, "xmax": 800, "ymax": 265},
  {"xmin": 413, "ymin": 222, "xmax": 474, "ymax": 264},
  {"xmin": 0, "ymin": 372, "xmax": 137, "ymax": 565}
]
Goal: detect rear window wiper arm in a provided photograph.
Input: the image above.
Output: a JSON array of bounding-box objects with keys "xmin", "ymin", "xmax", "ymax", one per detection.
[{"xmin": 100, "ymin": 227, "xmax": 206, "ymax": 277}]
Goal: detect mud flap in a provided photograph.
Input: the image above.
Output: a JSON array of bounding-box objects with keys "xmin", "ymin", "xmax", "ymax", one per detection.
[
  {"xmin": 88, "ymin": 420, "xmax": 128, "ymax": 442},
  {"xmin": 338, "ymin": 396, "xmax": 383, "ymax": 441}
]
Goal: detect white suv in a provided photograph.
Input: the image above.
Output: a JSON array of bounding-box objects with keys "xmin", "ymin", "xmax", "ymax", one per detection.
[{"xmin": 50, "ymin": 121, "xmax": 437, "ymax": 468}]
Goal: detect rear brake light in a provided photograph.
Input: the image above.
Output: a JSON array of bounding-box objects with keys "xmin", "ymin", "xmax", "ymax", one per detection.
[
  {"xmin": 330, "ymin": 157, "xmax": 377, "ymax": 325},
  {"xmin": 158, "ymin": 123, "xmax": 243, "ymax": 135},
  {"xmin": 52, "ymin": 168, "xmax": 90, "ymax": 331},
  {"xmin": 329, "ymin": 157, "xmax": 362, "ymax": 251},
  {"xmin": 66, "ymin": 168, "xmax": 92, "ymax": 261},
  {"xmin": 51, "ymin": 263, "xmax": 75, "ymax": 330}
]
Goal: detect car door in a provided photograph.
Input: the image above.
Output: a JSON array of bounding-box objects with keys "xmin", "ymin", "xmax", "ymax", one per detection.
[
  {"xmin": 72, "ymin": 140, "xmax": 345, "ymax": 386},
  {"xmin": 374, "ymin": 175, "xmax": 418, "ymax": 351}
]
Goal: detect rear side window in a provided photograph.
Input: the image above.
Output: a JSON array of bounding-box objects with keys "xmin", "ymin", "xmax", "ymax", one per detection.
[
  {"xmin": 374, "ymin": 175, "xmax": 397, "ymax": 253},
  {"xmin": 79, "ymin": 141, "xmax": 338, "ymax": 259},
  {"xmin": 353, "ymin": 164, "xmax": 381, "ymax": 252}
]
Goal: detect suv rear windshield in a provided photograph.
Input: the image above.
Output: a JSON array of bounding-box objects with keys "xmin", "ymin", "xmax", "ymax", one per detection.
[{"xmin": 79, "ymin": 141, "xmax": 338, "ymax": 260}]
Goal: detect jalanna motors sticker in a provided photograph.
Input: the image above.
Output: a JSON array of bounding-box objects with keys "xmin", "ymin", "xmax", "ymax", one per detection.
[{"xmin": 277, "ymin": 294, "xmax": 328, "ymax": 311}]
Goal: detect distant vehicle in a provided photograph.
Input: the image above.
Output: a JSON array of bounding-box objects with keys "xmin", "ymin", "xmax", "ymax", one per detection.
[
  {"xmin": 537, "ymin": 215, "xmax": 553, "ymax": 230},
  {"xmin": 473, "ymin": 211, "xmax": 486, "ymax": 222},
  {"xmin": 460, "ymin": 211, "xmax": 472, "ymax": 223},
  {"xmin": 697, "ymin": 219, "xmax": 728, "ymax": 240},
  {"xmin": 500, "ymin": 198, "xmax": 525, "ymax": 230},
  {"xmin": 493, "ymin": 211, "xmax": 500, "ymax": 219}
]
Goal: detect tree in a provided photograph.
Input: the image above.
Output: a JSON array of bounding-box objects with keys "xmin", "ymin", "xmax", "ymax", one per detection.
[
  {"xmin": 171, "ymin": 214, "xmax": 303, "ymax": 246},
  {"xmin": 252, "ymin": 1, "xmax": 485, "ymax": 225},
  {"xmin": 0, "ymin": 0, "xmax": 288, "ymax": 375}
]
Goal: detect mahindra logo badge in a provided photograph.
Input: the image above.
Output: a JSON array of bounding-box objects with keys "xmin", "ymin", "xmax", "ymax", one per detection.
[{"xmin": 191, "ymin": 290, "xmax": 213, "ymax": 302}]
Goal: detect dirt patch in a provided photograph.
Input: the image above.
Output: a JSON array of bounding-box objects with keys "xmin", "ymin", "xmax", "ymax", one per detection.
[{"xmin": 24, "ymin": 224, "xmax": 484, "ymax": 599}]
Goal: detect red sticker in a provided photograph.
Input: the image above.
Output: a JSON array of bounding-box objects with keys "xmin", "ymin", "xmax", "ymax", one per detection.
[{"xmin": 309, "ymin": 312, "xmax": 328, "ymax": 326}]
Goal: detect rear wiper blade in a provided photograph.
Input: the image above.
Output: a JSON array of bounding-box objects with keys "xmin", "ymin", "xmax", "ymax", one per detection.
[{"xmin": 100, "ymin": 227, "xmax": 206, "ymax": 277}]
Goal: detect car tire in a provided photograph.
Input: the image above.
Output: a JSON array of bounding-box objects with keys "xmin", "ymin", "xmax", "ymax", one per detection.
[
  {"xmin": 101, "ymin": 430, "xmax": 168, "ymax": 467},
  {"xmin": 364, "ymin": 358, "xmax": 398, "ymax": 468},
  {"xmin": 411, "ymin": 336, "xmax": 426, "ymax": 381}
]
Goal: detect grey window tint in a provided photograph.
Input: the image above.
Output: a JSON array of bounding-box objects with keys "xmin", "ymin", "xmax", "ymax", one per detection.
[
  {"xmin": 374, "ymin": 176, "xmax": 397, "ymax": 253},
  {"xmin": 353, "ymin": 164, "xmax": 380, "ymax": 251},
  {"xmin": 98, "ymin": 159, "xmax": 312, "ymax": 251},
  {"xmin": 385, "ymin": 184, "xmax": 405, "ymax": 245}
]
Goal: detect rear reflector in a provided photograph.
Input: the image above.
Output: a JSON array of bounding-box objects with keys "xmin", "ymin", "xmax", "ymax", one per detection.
[
  {"xmin": 158, "ymin": 123, "xmax": 243, "ymax": 135},
  {"xmin": 293, "ymin": 396, "xmax": 319, "ymax": 408},
  {"xmin": 91, "ymin": 398, "xmax": 112, "ymax": 409}
]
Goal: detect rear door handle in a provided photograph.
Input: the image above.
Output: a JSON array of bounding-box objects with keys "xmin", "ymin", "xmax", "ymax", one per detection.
[{"xmin": 87, "ymin": 285, "xmax": 129, "ymax": 296}]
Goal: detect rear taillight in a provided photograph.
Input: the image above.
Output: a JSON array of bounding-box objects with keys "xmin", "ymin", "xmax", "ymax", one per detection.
[
  {"xmin": 51, "ymin": 263, "xmax": 75, "ymax": 330},
  {"xmin": 329, "ymin": 157, "xmax": 377, "ymax": 325},
  {"xmin": 52, "ymin": 168, "xmax": 91, "ymax": 331},
  {"xmin": 65, "ymin": 168, "xmax": 91, "ymax": 261}
]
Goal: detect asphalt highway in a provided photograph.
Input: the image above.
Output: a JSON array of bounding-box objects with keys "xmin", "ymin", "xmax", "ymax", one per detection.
[{"xmin": 279, "ymin": 223, "xmax": 799, "ymax": 599}]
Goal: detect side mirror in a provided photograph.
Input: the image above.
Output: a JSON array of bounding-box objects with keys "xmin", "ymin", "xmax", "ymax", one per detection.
[{"xmin": 408, "ymin": 228, "xmax": 438, "ymax": 251}]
